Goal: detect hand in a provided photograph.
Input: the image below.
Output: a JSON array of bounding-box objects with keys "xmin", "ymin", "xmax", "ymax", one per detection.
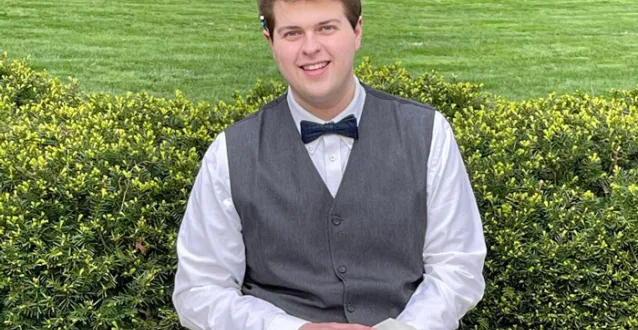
[{"xmin": 300, "ymin": 323, "xmax": 374, "ymax": 330}]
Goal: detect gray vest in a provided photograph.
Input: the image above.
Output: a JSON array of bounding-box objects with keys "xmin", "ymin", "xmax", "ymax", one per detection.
[{"xmin": 226, "ymin": 86, "xmax": 435, "ymax": 326}]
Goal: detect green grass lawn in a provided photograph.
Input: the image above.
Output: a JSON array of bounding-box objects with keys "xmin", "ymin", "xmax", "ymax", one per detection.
[{"xmin": 2, "ymin": 0, "xmax": 637, "ymax": 102}]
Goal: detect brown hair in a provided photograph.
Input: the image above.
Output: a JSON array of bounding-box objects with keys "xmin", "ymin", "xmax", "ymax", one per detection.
[{"xmin": 258, "ymin": 0, "xmax": 361, "ymax": 36}]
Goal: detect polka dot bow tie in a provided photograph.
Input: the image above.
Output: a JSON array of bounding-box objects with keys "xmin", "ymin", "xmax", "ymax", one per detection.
[{"xmin": 300, "ymin": 114, "xmax": 359, "ymax": 144}]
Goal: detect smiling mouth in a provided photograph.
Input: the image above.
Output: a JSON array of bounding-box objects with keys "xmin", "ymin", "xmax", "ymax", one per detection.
[{"xmin": 300, "ymin": 61, "xmax": 330, "ymax": 71}]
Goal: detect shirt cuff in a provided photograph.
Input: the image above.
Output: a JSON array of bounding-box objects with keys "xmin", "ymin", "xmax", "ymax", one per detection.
[{"xmin": 267, "ymin": 314, "xmax": 309, "ymax": 330}]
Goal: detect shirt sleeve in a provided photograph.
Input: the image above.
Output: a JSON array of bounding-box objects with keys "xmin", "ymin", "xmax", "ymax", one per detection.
[
  {"xmin": 396, "ymin": 112, "xmax": 487, "ymax": 330},
  {"xmin": 172, "ymin": 132, "xmax": 310, "ymax": 330}
]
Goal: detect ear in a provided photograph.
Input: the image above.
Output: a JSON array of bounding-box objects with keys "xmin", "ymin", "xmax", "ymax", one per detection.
[
  {"xmin": 354, "ymin": 16, "xmax": 363, "ymax": 51},
  {"xmin": 263, "ymin": 29, "xmax": 273, "ymax": 46},
  {"xmin": 262, "ymin": 30, "xmax": 276, "ymax": 59}
]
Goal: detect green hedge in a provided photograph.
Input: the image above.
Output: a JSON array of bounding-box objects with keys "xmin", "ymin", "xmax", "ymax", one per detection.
[{"xmin": 1, "ymin": 52, "xmax": 637, "ymax": 329}]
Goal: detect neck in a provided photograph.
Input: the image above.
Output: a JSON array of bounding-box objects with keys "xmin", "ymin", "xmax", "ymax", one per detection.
[{"xmin": 292, "ymin": 76, "xmax": 357, "ymax": 121}]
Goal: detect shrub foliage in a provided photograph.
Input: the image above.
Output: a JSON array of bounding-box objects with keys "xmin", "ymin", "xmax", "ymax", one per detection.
[{"xmin": 1, "ymin": 53, "xmax": 637, "ymax": 329}]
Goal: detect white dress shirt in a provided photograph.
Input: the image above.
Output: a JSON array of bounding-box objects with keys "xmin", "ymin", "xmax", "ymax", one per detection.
[{"xmin": 173, "ymin": 76, "xmax": 487, "ymax": 330}]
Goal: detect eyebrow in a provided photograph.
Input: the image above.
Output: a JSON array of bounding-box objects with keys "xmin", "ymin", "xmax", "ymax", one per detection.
[{"xmin": 276, "ymin": 19, "xmax": 342, "ymax": 35}]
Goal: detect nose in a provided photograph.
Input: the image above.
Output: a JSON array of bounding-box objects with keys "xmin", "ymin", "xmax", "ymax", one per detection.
[{"xmin": 301, "ymin": 34, "xmax": 321, "ymax": 56}]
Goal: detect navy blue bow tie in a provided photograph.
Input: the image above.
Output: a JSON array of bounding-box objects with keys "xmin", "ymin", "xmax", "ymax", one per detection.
[{"xmin": 300, "ymin": 114, "xmax": 359, "ymax": 144}]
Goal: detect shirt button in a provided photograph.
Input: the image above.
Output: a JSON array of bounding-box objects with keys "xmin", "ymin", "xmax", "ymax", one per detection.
[
  {"xmin": 346, "ymin": 304, "xmax": 356, "ymax": 313},
  {"xmin": 338, "ymin": 266, "xmax": 347, "ymax": 274},
  {"xmin": 331, "ymin": 216, "xmax": 342, "ymax": 226},
  {"xmin": 329, "ymin": 155, "xmax": 336, "ymax": 162},
  {"xmin": 308, "ymin": 146, "xmax": 314, "ymax": 151}
]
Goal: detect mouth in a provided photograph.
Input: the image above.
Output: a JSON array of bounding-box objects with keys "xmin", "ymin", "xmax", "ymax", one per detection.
[
  {"xmin": 300, "ymin": 61, "xmax": 330, "ymax": 71},
  {"xmin": 299, "ymin": 61, "xmax": 330, "ymax": 77}
]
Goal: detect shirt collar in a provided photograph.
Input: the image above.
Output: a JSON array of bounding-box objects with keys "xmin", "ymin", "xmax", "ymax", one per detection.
[{"xmin": 287, "ymin": 75, "xmax": 366, "ymax": 154}]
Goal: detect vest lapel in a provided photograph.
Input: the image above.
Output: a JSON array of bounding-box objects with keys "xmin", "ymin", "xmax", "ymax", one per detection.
[
  {"xmin": 278, "ymin": 97, "xmax": 335, "ymax": 199},
  {"xmin": 279, "ymin": 93, "xmax": 378, "ymax": 201},
  {"xmin": 331, "ymin": 92, "xmax": 372, "ymax": 201}
]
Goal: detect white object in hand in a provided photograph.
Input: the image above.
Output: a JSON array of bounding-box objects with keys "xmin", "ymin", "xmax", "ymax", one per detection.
[{"xmin": 374, "ymin": 318, "xmax": 417, "ymax": 330}]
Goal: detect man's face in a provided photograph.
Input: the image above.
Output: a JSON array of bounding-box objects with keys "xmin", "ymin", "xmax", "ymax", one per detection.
[{"xmin": 267, "ymin": 0, "xmax": 362, "ymax": 107}]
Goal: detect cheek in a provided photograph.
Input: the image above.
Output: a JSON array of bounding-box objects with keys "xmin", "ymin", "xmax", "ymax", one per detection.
[
  {"xmin": 326, "ymin": 39, "xmax": 356, "ymax": 60},
  {"xmin": 274, "ymin": 45, "xmax": 298, "ymax": 69}
]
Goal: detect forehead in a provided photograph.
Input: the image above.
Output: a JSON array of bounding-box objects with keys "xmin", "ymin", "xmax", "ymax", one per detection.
[{"xmin": 272, "ymin": 0, "xmax": 346, "ymax": 27}]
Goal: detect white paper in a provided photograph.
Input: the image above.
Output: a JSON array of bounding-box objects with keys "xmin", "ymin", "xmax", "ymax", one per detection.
[{"xmin": 373, "ymin": 318, "xmax": 416, "ymax": 330}]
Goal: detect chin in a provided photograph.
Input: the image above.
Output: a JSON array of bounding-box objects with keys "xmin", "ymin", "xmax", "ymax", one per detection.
[{"xmin": 301, "ymin": 86, "xmax": 335, "ymax": 101}]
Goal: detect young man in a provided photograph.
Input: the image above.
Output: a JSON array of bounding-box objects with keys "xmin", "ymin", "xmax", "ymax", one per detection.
[{"xmin": 172, "ymin": 0, "xmax": 487, "ymax": 329}]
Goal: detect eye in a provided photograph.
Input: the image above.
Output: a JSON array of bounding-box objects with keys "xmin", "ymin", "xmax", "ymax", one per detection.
[
  {"xmin": 321, "ymin": 25, "xmax": 336, "ymax": 32},
  {"xmin": 284, "ymin": 31, "xmax": 301, "ymax": 38}
]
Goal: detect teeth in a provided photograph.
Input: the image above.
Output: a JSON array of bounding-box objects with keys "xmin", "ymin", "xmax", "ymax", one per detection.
[{"xmin": 303, "ymin": 62, "xmax": 328, "ymax": 70}]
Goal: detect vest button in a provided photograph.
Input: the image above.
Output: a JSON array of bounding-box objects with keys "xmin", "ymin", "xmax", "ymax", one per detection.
[
  {"xmin": 338, "ymin": 266, "xmax": 347, "ymax": 274},
  {"xmin": 331, "ymin": 216, "xmax": 342, "ymax": 226},
  {"xmin": 346, "ymin": 304, "xmax": 356, "ymax": 313}
]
